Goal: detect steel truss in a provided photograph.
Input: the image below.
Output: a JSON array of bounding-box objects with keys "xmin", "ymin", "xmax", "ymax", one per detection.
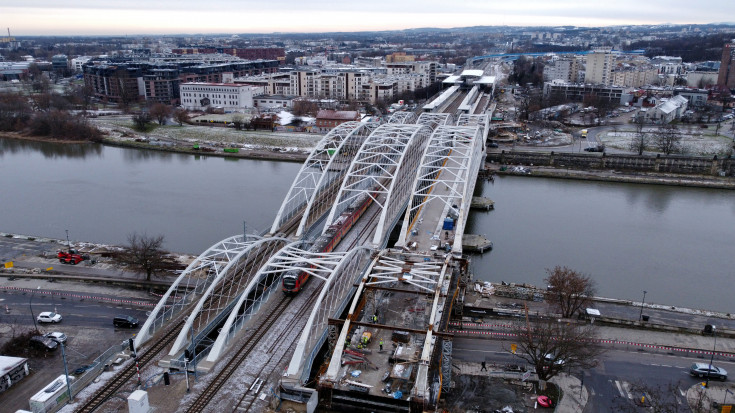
[
  {"xmin": 205, "ymin": 241, "xmax": 357, "ymax": 362},
  {"xmin": 456, "ymin": 114, "xmax": 489, "ymax": 141},
  {"xmin": 417, "ymin": 113, "xmax": 453, "ymax": 130},
  {"xmin": 135, "ymin": 235, "xmax": 257, "ymax": 349},
  {"xmin": 386, "ymin": 111, "xmax": 417, "ymax": 124},
  {"xmin": 395, "ymin": 124, "xmax": 484, "ymax": 255},
  {"xmin": 168, "ymin": 237, "xmax": 289, "ymax": 358},
  {"xmin": 284, "ymin": 246, "xmax": 372, "ymax": 383},
  {"xmin": 323, "ymin": 123, "xmax": 433, "ymax": 249},
  {"xmin": 271, "ymin": 122, "xmax": 377, "ymax": 237},
  {"xmin": 323, "ymin": 251, "xmax": 450, "ymax": 389}
]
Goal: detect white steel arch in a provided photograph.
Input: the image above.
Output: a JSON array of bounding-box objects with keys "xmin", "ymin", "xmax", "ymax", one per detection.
[
  {"xmin": 395, "ymin": 125, "xmax": 484, "ymax": 255},
  {"xmin": 135, "ymin": 235, "xmax": 255, "ymax": 349},
  {"xmin": 284, "ymin": 246, "xmax": 371, "ymax": 381},
  {"xmin": 206, "ymin": 242, "xmax": 355, "ymax": 361},
  {"xmin": 168, "ymin": 237, "xmax": 289, "ymax": 357},
  {"xmin": 270, "ymin": 122, "xmax": 376, "ymax": 236},
  {"xmin": 416, "ymin": 112, "xmax": 452, "ymax": 130},
  {"xmin": 322, "ymin": 123, "xmax": 433, "ymax": 249},
  {"xmin": 386, "ymin": 111, "xmax": 417, "ymax": 124}
]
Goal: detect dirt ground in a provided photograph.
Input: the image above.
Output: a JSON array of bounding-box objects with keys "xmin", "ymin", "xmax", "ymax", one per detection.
[{"xmin": 439, "ymin": 375, "xmax": 534, "ymax": 413}]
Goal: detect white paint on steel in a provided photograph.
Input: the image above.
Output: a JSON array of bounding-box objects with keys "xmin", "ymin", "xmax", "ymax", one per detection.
[
  {"xmin": 270, "ymin": 122, "xmax": 378, "ymax": 236},
  {"xmin": 135, "ymin": 235, "xmax": 252, "ymax": 348},
  {"xmin": 169, "ymin": 237, "xmax": 289, "ymax": 356},
  {"xmin": 322, "ymin": 123, "xmax": 432, "ymax": 249},
  {"xmin": 285, "ymin": 246, "xmax": 371, "ymax": 379}
]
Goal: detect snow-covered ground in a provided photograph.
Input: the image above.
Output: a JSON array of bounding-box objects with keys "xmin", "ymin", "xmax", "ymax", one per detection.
[
  {"xmin": 600, "ymin": 127, "xmax": 733, "ymax": 156},
  {"xmin": 90, "ymin": 115, "xmax": 322, "ymax": 152}
]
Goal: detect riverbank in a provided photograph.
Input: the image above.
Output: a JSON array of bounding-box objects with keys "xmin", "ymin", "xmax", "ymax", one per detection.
[{"xmin": 488, "ymin": 163, "xmax": 735, "ymax": 189}]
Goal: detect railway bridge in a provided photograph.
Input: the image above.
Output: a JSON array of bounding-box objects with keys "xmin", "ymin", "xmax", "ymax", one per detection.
[{"xmin": 95, "ymin": 83, "xmax": 494, "ymax": 413}]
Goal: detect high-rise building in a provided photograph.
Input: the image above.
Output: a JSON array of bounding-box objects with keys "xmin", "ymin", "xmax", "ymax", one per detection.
[
  {"xmin": 717, "ymin": 41, "xmax": 735, "ymax": 89},
  {"xmin": 585, "ymin": 48, "xmax": 613, "ymax": 85}
]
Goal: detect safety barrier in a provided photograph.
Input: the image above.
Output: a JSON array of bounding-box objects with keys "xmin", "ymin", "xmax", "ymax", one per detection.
[{"xmin": 1, "ymin": 286, "xmax": 156, "ymax": 307}]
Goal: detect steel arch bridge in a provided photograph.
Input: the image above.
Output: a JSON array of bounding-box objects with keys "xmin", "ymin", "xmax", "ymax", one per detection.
[
  {"xmin": 416, "ymin": 112, "xmax": 453, "ymax": 130},
  {"xmin": 166, "ymin": 237, "xmax": 290, "ymax": 362},
  {"xmin": 282, "ymin": 246, "xmax": 372, "ymax": 384},
  {"xmin": 135, "ymin": 234, "xmax": 259, "ymax": 349},
  {"xmin": 270, "ymin": 122, "xmax": 378, "ymax": 238},
  {"xmin": 322, "ymin": 123, "xmax": 433, "ymax": 249},
  {"xmin": 395, "ymin": 122, "xmax": 486, "ymax": 256}
]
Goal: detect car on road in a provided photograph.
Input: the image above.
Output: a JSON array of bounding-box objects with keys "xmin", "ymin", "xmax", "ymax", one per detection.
[
  {"xmin": 30, "ymin": 335, "xmax": 58, "ymax": 351},
  {"xmin": 37, "ymin": 311, "xmax": 62, "ymax": 323},
  {"xmin": 44, "ymin": 332, "xmax": 67, "ymax": 344},
  {"xmin": 113, "ymin": 315, "xmax": 139, "ymax": 328},
  {"xmin": 690, "ymin": 363, "xmax": 727, "ymax": 381}
]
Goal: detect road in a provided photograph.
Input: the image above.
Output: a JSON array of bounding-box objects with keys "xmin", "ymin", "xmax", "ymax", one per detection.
[{"xmin": 453, "ymin": 337, "xmax": 735, "ymax": 412}]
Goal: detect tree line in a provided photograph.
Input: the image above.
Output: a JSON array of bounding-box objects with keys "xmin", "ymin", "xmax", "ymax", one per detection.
[{"xmin": 0, "ymin": 89, "xmax": 102, "ymax": 141}]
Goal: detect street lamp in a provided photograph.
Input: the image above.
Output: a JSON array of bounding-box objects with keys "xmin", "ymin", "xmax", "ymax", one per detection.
[
  {"xmin": 638, "ymin": 290, "xmax": 647, "ymax": 322},
  {"xmin": 706, "ymin": 325, "xmax": 717, "ymax": 388},
  {"xmin": 29, "ymin": 286, "xmax": 40, "ymax": 332}
]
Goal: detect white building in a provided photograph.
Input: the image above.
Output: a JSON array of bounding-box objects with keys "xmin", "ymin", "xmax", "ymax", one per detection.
[
  {"xmin": 70, "ymin": 56, "xmax": 93, "ymax": 73},
  {"xmin": 179, "ymin": 82, "xmax": 254, "ymax": 112},
  {"xmin": 646, "ymin": 95, "xmax": 689, "ymax": 124}
]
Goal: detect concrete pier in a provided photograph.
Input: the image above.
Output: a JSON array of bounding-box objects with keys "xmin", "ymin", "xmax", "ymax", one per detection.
[
  {"xmin": 462, "ymin": 234, "xmax": 493, "ymax": 253},
  {"xmin": 470, "ymin": 196, "xmax": 494, "ymax": 210}
]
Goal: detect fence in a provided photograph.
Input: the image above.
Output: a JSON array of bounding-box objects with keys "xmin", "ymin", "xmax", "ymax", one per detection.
[{"xmin": 488, "ymin": 150, "xmax": 735, "ymax": 177}]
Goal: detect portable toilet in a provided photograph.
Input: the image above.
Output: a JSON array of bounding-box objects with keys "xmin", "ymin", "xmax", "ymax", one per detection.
[{"xmin": 442, "ymin": 217, "xmax": 454, "ymax": 230}]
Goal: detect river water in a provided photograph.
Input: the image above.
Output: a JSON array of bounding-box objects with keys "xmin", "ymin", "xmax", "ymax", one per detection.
[{"xmin": 1, "ymin": 138, "xmax": 733, "ymax": 312}]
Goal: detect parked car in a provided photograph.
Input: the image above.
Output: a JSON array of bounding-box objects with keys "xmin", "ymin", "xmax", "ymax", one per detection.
[
  {"xmin": 44, "ymin": 332, "xmax": 67, "ymax": 344},
  {"xmin": 30, "ymin": 335, "xmax": 58, "ymax": 351},
  {"xmin": 113, "ymin": 315, "xmax": 139, "ymax": 328},
  {"xmin": 690, "ymin": 363, "xmax": 727, "ymax": 381},
  {"xmin": 37, "ymin": 312, "xmax": 62, "ymax": 323}
]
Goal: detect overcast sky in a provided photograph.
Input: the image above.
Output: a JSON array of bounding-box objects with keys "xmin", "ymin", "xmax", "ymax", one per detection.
[{"xmin": 2, "ymin": 0, "xmax": 734, "ymax": 36}]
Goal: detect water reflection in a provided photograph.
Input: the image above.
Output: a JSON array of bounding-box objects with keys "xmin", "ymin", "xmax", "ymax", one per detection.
[
  {"xmin": 468, "ymin": 175, "xmax": 735, "ymax": 312},
  {"xmin": 0, "ymin": 137, "xmax": 102, "ymax": 159}
]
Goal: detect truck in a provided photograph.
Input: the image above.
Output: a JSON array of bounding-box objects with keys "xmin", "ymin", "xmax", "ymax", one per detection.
[
  {"xmin": 580, "ymin": 129, "xmax": 588, "ymax": 138},
  {"xmin": 56, "ymin": 249, "xmax": 87, "ymax": 265}
]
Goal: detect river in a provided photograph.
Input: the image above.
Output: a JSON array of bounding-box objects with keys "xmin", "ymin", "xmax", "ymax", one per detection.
[{"xmin": 1, "ymin": 138, "xmax": 733, "ymax": 312}]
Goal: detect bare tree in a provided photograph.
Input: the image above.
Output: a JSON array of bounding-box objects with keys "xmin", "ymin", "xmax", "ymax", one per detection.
[
  {"xmin": 231, "ymin": 114, "xmax": 245, "ymax": 130},
  {"xmin": 508, "ymin": 318, "xmax": 604, "ymax": 383},
  {"xmin": 654, "ymin": 124, "xmax": 682, "ymax": 155},
  {"xmin": 173, "ymin": 108, "xmax": 189, "ymax": 126},
  {"xmin": 116, "ymin": 233, "xmax": 177, "ymax": 281},
  {"xmin": 629, "ymin": 117, "xmax": 650, "ymax": 155},
  {"xmin": 545, "ymin": 266, "xmax": 596, "ymax": 318},
  {"xmin": 132, "ymin": 111, "xmax": 152, "ymax": 131},
  {"xmin": 148, "ymin": 103, "xmax": 172, "ymax": 125}
]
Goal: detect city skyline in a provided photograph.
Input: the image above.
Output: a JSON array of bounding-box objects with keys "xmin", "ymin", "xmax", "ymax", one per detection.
[{"xmin": 2, "ymin": 0, "xmax": 734, "ymax": 36}]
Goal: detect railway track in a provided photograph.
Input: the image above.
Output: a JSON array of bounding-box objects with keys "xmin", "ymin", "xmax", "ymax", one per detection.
[
  {"xmin": 75, "ymin": 318, "xmax": 185, "ymax": 413},
  {"xmin": 231, "ymin": 288, "xmax": 322, "ymax": 411},
  {"xmin": 185, "ymin": 295, "xmax": 294, "ymax": 412}
]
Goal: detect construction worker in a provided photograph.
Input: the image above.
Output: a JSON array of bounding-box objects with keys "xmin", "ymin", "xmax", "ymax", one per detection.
[
  {"xmin": 372, "ymin": 314, "xmax": 378, "ymax": 323},
  {"xmin": 379, "ymin": 339, "xmax": 384, "ymax": 351}
]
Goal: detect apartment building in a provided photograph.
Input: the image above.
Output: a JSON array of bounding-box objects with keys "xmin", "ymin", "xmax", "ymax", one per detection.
[
  {"xmin": 83, "ymin": 58, "xmax": 279, "ymax": 104},
  {"xmin": 543, "ymin": 80, "xmax": 630, "ymax": 103},
  {"xmin": 717, "ymin": 41, "xmax": 735, "ymax": 89},
  {"xmin": 179, "ymin": 82, "xmax": 255, "ymax": 111},
  {"xmin": 544, "ymin": 56, "xmax": 581, "ymax": 83},
  {"xmin": 585, "ymin": 48, "xmax": 613, "ymax": 85},
  {"xmin": 611, "ymin": 67, "xmax": 659, "ymax": 88}
]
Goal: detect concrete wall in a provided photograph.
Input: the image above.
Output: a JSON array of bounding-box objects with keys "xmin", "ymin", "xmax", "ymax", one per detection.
[{"xmin": 488, "ymin": 151, "xmax": 735, "ymax": 177}]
